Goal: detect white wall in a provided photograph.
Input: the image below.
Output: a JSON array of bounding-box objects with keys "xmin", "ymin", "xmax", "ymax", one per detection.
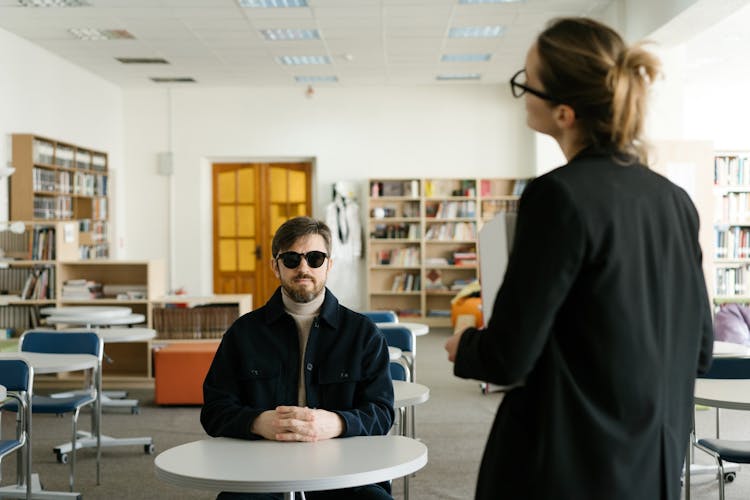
[
  {"xmin": 122, "ymin": 85, "xmax": 534, "ymax": 305},
  {"xmin": 0, "ymin": 28, "xmax": 123, "ymax": 237}
]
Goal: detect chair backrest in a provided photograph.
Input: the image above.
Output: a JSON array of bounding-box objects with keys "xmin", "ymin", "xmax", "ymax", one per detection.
[
  {"xmin": 390, "ymin": 363, "xmax": 407, "ymax": 381},
  {"xmin": 380, "ymin": 326, "xmax": 413, "ymax": 353},
  {"xmin": 701, "ymin": 357, "xmax": 750, "ymax": 379},
  {"xmin": 362, "ymin": 310, "xmax": 399, "ymax": 323},
  {"xmin": 0, "ymin": 359, "xmax": 33, "ymax": 393},
  {"xmin": 20, "ymin": 331, "xmax": 102, "ymax": 360}
]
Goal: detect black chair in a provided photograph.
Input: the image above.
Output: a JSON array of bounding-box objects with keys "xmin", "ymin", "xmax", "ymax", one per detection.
[
  {"xmin": 0, "ymin": 358, "xmax": 33, "ymax": 500},
  {"xmin": 693, "ymin": 357, "xmax": 750, "ymax": 500}
]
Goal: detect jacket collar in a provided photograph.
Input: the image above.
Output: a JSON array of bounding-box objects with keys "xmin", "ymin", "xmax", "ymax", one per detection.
[{"xmin": 264, "ymin": 287, "xmax": 340, "ymax": 329}]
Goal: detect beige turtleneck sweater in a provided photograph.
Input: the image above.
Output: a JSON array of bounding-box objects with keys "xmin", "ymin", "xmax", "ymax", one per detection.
[{"xmin": 281, "ymin": 288, "xmax": 325, "ymax": 406}]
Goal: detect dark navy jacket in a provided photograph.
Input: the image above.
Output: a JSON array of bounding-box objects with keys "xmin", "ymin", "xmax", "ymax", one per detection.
[
  {"xmin": 455, "ymin": 148, "xmax": 713, "ymax": 500},
  {"xmin": 201, "ymin": 287, "xmax": 394, "ymax": 439}
]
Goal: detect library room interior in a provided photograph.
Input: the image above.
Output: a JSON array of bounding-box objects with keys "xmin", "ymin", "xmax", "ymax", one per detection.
[{"xmin": 0, "ymin": 0, "xmax": 748, "ymax": 499}]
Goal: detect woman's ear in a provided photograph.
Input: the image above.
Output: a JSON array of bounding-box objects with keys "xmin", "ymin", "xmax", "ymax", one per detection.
[{"xmin": 553, "ymin": 104, "xmax": 577, "ymax": 129}]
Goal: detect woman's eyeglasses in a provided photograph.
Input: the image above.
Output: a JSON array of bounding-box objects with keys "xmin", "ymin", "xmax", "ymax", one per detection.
[
  {"xmin": 276, "ymin": 250, "xmax": 328, "ymax": 269},
  {"xmin": 509, "ymin": 69, "xmax": 559, "ymax": 103}
]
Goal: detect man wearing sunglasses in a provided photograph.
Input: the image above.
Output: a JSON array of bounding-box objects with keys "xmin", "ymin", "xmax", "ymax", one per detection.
[{"xmin": 202, "ymin": 216, "xmax": 395, "ymax": 500}]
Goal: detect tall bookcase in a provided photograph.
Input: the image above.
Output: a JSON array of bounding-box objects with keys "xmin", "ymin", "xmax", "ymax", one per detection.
[
  {"xmin": 10, "ymin": 134, "xmax": 110, "ymax": 260},
  {"xmin": 366, "ymin": 177, "xmax": 527, "ymax": 326},
  {"xmin": 713, "ymin": 151, "xmax": 750, "ymax": 306}
]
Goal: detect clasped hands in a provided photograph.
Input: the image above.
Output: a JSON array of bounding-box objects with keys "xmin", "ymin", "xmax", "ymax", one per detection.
[{"xmin": 252, "ymin": 406, "xmax": 344, "ymax": 442}]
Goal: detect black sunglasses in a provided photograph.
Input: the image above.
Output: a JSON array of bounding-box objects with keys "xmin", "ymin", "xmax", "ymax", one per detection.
[
  {"xmin": 509, "ymin": 69, "xmax": 559, "ymax": 103},
  {"xmin": 276, "ymin": 250, "xmax": 328, "ymax": 269}
]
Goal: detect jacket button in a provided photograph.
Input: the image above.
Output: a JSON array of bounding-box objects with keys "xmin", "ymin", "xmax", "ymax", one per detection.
[
  {"xmin": 340, "ymin": 371, "xmax": 349, "ymax": 379},
  {"xmin": 250, "ymin": 369, "xmax": 259, "ymax": 376},
  {"xmin": 306, "ymin": 363, "xmax": 313, "ymax": 371}
]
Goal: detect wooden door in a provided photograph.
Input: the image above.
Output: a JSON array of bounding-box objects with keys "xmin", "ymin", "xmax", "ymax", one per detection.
[{"xmin": 212, "ymin": 162, "xmax": 312, "ymax": 306}]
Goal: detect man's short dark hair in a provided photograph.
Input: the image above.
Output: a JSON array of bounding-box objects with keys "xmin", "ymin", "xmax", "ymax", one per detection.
[{"xmin": 271, "ymin": 216, "xmax": 332, "ymax": 258}]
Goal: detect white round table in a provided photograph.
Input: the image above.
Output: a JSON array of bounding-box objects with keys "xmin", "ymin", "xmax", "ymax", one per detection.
[
  {"xmin": 713, "ymin": 340, "xmax": 750, "ymax": 357},
  {"xmin": 393, "ymin": 380, "xmax": 430, "ymax": 409},
  {"xmin": 388, "ymin": 346, "xmax": 402, "ymax": 361},
  {"xmin": 45, "ymin": 313, "xmax": 146, "ymax": 327},
  {"xmin": 0, "ymin": 351, "xmax": 98, "ymax": 374},
  {"xmin": 40, "ymin": 306, "xmax": 133, "ymax": 319},
  {"xmin": 155, "ymin": 436, "xmax": 427, "ymax": 498},
  {"xmin": 376, "ymin": 322, "xmax": 429, "ymax": 337}
]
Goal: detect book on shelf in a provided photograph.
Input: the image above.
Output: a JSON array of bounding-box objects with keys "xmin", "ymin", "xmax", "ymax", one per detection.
[
  {"xmin": 424, "ymin": 268, "xmax": 447, "ymax": 291},
  {"xmin": 62, "ymin": 279, "xmax": 103, "ymax": 299}
]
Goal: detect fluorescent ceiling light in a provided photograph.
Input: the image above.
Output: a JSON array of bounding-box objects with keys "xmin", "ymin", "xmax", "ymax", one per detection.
[
  {"xmin": 436, "ymin": 73, "xmax": 482, "ymax": 81},
  {"xmin": 441, "ymin": 53, "xmax": 491, "ymax": 62},
  {"xmin": 69, "ymin": 28, "xmax": 135, "ymax": 40},
  {"xmin": 260, "ymin": 28, "xmax": 319, "ymax": 41},
  {"xmin": 150, "ymin": 77, "xmax": 196, "ymax": 83},
  {"xmin": 295, "ymin": 76, "xmax": 338, "ymax": 83},
  {"xmin": 278, "ymin": 55, "xmax": 330, "ymax": 65},
  {"xmin": 116, "ymin": 57, "xmax": 169, "ymax": 64},
  {"xmin": 18, "ymin": 0, "xmax": 89, "ymax": 6},
  {"xmin": 449, "ymin": 26, "xmax": 505, "ymax": 38},
  {"xmin": 238, "ymin": 0, "xmax": 308, "ymax": 6},
  {"xmin": 459, "ymin": 0, "xmax": 523, "ymax": 4}
]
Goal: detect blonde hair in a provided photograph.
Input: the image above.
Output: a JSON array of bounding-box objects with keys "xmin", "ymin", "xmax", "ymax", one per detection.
[{"xmin": 536, "ymin": 17, "xmax": 661, "ymax": 163}]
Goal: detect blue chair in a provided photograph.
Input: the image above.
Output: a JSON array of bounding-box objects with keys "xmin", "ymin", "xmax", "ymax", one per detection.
[
  {"xmin": 379, "ymin": 325, "xmax": 415, "ymax": 383},
  {"xmin": 692, "ymin": 357, "xmax": 750, "ymax": 500},
  {"xmin": 16, "ymin": 331, "xmax": 102, "ymax": 491},
  {"xmin": 362, "ymin": 310, "xmax": 399, "ymax": 324},
  {"xmin": 0, "ymin": 359, "xmax": 32, "ymax": 500}
]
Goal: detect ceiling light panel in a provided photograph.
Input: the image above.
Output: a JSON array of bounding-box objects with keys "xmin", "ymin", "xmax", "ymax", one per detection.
[
  {"xmin": 69, "ymin": 28, "xmax": 135, "ymax": 40},
  {"xmin": 18, "ymin": 0, "xmax": 89, "ymax": 6},
  {"xmin": 260, "ymin": 28, "xmax": 319, "ymax": 40},
  {"xmin": 150, "ymin": 77, "xmax": 196, "ymax": 83},
  {"xmin": 441, "ymin": 53, "xmax": 491, "ymax": 62},
  {"xmin": 116, "ymin": 57, "xmax": 169, "ymax": 64},
  {"xmin": 459, "ymin": 0, "xmax": 522, "ymax": 3},
  {"xmin": 294, "ymin": 75, "xmax": 338, "ymax": 83},
  {"xmin": 238, "ymin": 0, "xmax": 308, "ymax": 7},
  {"xmin": 449, "ymin": 25, "xmax": 505, "ymax": 38},
  {"xmin": 436, "ymin": 73, "xmax": 482, "ymax": 80},
  {"xmin": 278, "ymin": 55, "xmax": 330, "ymax": 65}
]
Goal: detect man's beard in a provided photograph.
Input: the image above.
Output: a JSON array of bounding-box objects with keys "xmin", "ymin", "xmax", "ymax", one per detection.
[{"xmin": 281, "ymin": 273, "xmax": 324, "ymax": 303}]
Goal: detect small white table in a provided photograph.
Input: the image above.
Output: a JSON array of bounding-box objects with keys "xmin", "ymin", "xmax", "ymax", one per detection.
[
  {"xmin": 713, "ymin": 341, "xmax": 750, "ymax": 357},
  {"xmin": 0, "ymin": 352, "xmax": 99, "ymax": 499},
  {"xmin": 376, "ymin": 322, "xmax": 429, "ymax": 337},
  {"xmin": 393, "ymin": 380, "xmax": 430, "ymax": 410},
  {"xmin": 155, "ymin": 436, "xmax": 427, "ymax": 499},
  {"xmin": 44, "ymin": 314, "xmax": 146, "ymax": 328},
  {"xmin": 40, "ymin": 306, "xmax": 133, "ymax": 319}
]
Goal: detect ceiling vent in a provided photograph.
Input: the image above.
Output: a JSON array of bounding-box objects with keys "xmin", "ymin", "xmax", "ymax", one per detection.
[
  {"xmin": 117, "ymin": 57, "xmax": 169, "ymax": 65},
  {"xmin": 150, "ymin": 77, "xmax": 196, "ymax": 83}
]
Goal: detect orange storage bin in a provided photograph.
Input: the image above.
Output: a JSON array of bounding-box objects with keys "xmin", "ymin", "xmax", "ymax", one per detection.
[
  {"xmin": 154, "ymin": 341, "xmax": 220, "ymax": 405},
  {"xmin": 451, "ymin": 297, "xmax": 483, "ymax": 328}
]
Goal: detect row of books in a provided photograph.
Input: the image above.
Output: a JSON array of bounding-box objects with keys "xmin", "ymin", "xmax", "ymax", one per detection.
[
  {"xmin": 716, "ymin": 192, "xmax": 750, "ymax": 222},
  {"xmin": 79, "ymin": 243, "xmax": 109, "ymax": 260},
  {"xmin": 423, "ymin": 269, "xmax": 473, "ymax": 291},
  {"xmin": 73, "ymin": 172, "xmax": 108, "ymax": 197},
  {"xmin": 20, "ymin": 267, "xmax": 55, "ymax": 299},
  {"xmin": 374, "ymin": 247, "xmax": 420, "ymax": 266},
  {"xmin": 32, "ymin": 139, "xmax": 107, "ymax": 172},
  {"xmin": 371, "ymin": 223, "xmax": 420, "ymax": 240},
  {"xmin": 481, "ymin": 199, "xmax": 520, "ymax": 220},
  {"xmin": 152, "ymin": 306, "xmax": 239, "ymax": 339},
  {"xmin": 0, "ymin": 266, "xmax": 55, "ymax": 299},
  {"xmin": 33, "ymin": 195, "xmax": 72, "ymax": 220},
  {"xmin": 715, "ymin": 265, "xmax": 750, "ymax": 296},
  {"xmin": 715, "ymin": 227, "xmax": 750, "ymax": 259},
  {"xmin": 424, "ymin": 222, "xmax": 476, "ymax": 241},
  {"xmin": 715, "ymin": 155, "xmax": 750, "ymax": 187},
  {"xmin": 390, "ymin": 273, "xmax": 420, "ymax": 292},
  {"xmin": 32, "ymin": 167, "xmax": 58, "ymax": 192},
  {"xmin": 425, "ymin": 201, "xmax": 476, "ymax": 219},
  {"xmin": 0, "ymin": 305, "xmax": 41, "ymax": 336},
  {"xmin": 61, "ymin": 279, "xmax": 103, "ymax": 300}
]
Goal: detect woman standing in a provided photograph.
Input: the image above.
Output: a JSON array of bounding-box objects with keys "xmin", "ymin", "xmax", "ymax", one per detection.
[{"xmin": 445, "ymin": 17, "xmax": 713, "ymax": 500}]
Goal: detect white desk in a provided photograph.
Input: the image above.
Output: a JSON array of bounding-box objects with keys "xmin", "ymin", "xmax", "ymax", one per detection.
[
  {"xmin": 0, "ymin": 352, "xmax": 98, "ymax": 499},
  {"xmin": 44, "ymin": 314, "xmax": 145, "ymax": 327},
  {"xmin": 376, "ymin": 322, "xmax": 429, "ymax": 337},
  {"xmin": 40, "ymin": 306, "xmax": 132, "ymax": 319},
  {"xmin": 713, "ymin": 341, "xmax": 750, "ymax": 357},
  {"xmin": 155, "ymin": 436, "xmax": 427, "ymax": 499},
  {"xmin": 393, "ymin": 381, "xmax": 429, "ymax": 409}
]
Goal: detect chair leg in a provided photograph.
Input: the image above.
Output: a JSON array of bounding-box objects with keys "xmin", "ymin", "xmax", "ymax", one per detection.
[
  {"xmin": 70, "ymin": 408, "xmax": 80, "ymax": 492},
  {"xmin": 717, "ymin": 458, "xmax": 725, "ymax": 500}
]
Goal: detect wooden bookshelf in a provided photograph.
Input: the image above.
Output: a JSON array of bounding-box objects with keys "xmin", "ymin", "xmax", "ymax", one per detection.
[
  {"xmin": 10, "ymin": 133, "xmax": 110, "ymax": 260},
  {"xmin": 366, "ymin": 177, "xmax": 529, "ymax": 326},
  {"xmin": 713, "ymin": 151, "xmax": 750, "ymax": 305}
]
